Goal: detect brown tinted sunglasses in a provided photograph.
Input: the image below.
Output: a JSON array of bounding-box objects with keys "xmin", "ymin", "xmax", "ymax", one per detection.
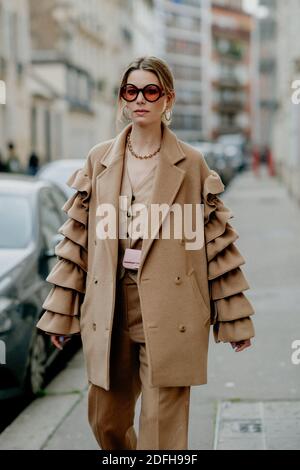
[{"xmin": 120, "ymin": 83, "xmax": 166, "ymax": 102}]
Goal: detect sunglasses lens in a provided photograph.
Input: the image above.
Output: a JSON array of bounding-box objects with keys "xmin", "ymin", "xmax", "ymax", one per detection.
[
  {"xmin": 144, "ymin": 85, "xmax": 161, "ymax": 102},
  {"xmin": 121, "ymin": 85, "xmax": 137, "ymax": 101},
  {"xmin": 121, "ymin": 84, "xmax": 163, "ymax": 102}
]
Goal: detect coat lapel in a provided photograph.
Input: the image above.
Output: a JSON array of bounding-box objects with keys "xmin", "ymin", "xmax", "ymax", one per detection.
[
  {"xmin": 95, "ymin": 122, "xmax": 186, "ymax": 281},
  {"xmin": 95, "ymin": 124, "xmax": 130, "ymax": 275}
]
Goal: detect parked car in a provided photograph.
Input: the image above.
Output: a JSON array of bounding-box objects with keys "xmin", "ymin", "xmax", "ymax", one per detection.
[
  {"xmin": 217, "ymin": 134, "xmax": 248, "ymax": 172},
  {"xmin": 36, "ymin": 159, "xmax": 86, "ymax": 198},
  {"xmin": 212, "ymin": 143, "xmax": 235, "ymax": 186},
  {"xmin": 0, "ymin": 174, "xmax": 68, "ymax": 399},
  {"xmin": 188, "ymin": 141, "xmax": 216, "ymax": 170},
  {"xmin": 189, "ymin": 141, "xmax": 234, "ymax": 186}
]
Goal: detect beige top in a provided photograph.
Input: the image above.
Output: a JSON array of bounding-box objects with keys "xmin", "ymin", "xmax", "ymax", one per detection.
[{"xmin": 117, "ymin": 147, "xmax": 159, "ymax": 283}]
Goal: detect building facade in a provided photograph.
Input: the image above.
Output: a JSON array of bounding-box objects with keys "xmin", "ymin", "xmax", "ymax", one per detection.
[
  {"xmin": 1, "ymin": 0, "xmax": 259, "ymax": 166},
  {"xmin": 272, "ymin": 0, "xmax": 300, "ymax": 203},
  {"xmin": 210, "ymin": 0, "xmax": 253, "ymax": 140},
  {"xmin": 28, "ymin": 0, "xmax": 157, "ymax": 163},
  {"xmin": 154, "ymin": 0, "xmax": 211, "ymax": 141},
  {"xmin": 0, "ymin": 0, "xmax": 31, "ymax": 168},
  {"xmin": 131, "ymin": 0, "xmax": 158, "ymax": 57},
  {"xmin": 153, "ymin": 0, "xmax": 254, "ymax": 142},
  {"xmin": 257, "ymin": 0, "xmax": 278, "ymax": 149},
  {"xmin": 0, "ymin": 0, "xmax": 158, "ymax": 166},
  {"xmin": 29, "ymin": 0, "xmax": 120, "ymax": 162}
]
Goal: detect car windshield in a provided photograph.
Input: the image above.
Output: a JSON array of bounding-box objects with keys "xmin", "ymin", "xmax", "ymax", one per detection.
[
  {"xmin": 38, "ymin": 162, "xmax": 84, "ymax": 197},
  {"xmin": 0, "ymin": 195, "xmax": 32, "ymax": 248}
]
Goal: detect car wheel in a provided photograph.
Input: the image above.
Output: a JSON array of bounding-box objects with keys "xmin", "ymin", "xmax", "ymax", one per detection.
[{"xmin": 25, "ymin": 331, "xmax": 47, "ymax": 396}]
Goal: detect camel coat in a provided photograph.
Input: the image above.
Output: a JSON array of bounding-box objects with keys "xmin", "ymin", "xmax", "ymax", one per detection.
[{"xmin": 37, "ymin": 121, "xmax": 255, "ymax": 390}]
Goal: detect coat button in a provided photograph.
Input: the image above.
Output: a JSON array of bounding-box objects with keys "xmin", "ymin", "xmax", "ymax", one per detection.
[
  {"xmin": 174, "ymin": 276, "xmax": 181, "ymax": 284},
  {"xmin": 179, "ymin": 325, "xmax": 186, "ymax": 332},
  {"xmin": 94, "ymin": 278, "xmax": 98, "ymax": 284},
  {"xmin": 92, "ymin": 323, "xmax": 96, "ymax": 331}
]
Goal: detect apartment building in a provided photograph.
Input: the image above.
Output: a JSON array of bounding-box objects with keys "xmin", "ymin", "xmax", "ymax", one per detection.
[
  {"xmin": 28, "ymin": 0, "xmax": 157, "ymax": 163},
  {"xmin": 210, "ymin": 0, "xmax": 253, "ymax": 139},
  {"xmin": 154, "ymin": 0, "xmax": 211, "ymax": 141},
  {"xmin": 131, "ymin": 0, "xmax": 158, "ymax": 56},
  {"xmin": 272, "ymin": 0, "xmax": 300, "ymax": 203},
  {"xmin": 257, "ymin": 0, "xmax": 278, "ymax": 148},
  {"xmin": 29, "ymin": 0, "xmax": 129, "ymax": 162},
  {"xmin": 0, "ymin": 0, "xmax": 31, "ymax": 167}
]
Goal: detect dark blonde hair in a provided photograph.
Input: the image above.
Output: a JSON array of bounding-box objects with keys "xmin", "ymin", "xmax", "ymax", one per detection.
[{"xmin": 116, "ymin": 56, "xmax": 175, "ymax": 129}]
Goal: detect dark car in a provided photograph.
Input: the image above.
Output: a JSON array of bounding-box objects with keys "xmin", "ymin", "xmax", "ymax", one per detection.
[
  {"xmin": 0, "ymin": 174, "xmax": 68, "ymax": 399},
  {"xmin": 212, "ymin": 143, "xmax": 235, "ymax": 186},
  {"xmin": 188, "ymin": 141, "xmax": 216, "ymax": 168},
  {"xmin": 189, "ymin": 141, "xmax": 235, "ymax": 186},
  {"xmin": 216, "ymin": 134, "xmax": 249, "ymax": 172}
]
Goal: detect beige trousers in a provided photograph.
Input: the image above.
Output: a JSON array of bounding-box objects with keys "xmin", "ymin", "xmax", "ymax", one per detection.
[{"xmin": 87, "ymin": 271, "xmax": 191, "ymax": 450}]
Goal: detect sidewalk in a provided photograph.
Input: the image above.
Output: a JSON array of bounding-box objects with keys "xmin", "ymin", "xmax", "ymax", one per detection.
[{"xmin": 1, "ymin": 167, "xmax": 300, "ymax": 450}]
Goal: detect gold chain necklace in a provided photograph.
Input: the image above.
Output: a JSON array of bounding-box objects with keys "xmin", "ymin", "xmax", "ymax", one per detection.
[{"xmin": 126, "ymin": 131, "xmax": 161, "ymax": 160}]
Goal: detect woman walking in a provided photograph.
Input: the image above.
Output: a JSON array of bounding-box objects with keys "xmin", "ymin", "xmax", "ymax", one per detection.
[{"xmin": 37, "ymin": 56, "xmax": 255, "ymax": 450}]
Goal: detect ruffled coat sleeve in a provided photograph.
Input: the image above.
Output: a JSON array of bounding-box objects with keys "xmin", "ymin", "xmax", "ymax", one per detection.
[
  {"xmin": 36, "ymin": 164, "xmax": 92, "ymax": 336},
  {"xmin": 202, "ymin": 168, "xmax": 255, "ymax": 344}
]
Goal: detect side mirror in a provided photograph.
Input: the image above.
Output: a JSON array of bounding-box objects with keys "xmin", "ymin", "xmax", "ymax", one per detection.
[{"xmin": 44, "ymin": 233, "xmax": 64, "ymax": 258}]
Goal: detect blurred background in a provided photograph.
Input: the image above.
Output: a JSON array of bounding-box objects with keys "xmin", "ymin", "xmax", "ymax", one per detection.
[
  {"xmin": 0, "ymin": 0, "xmax": 300, "ymax": 451},
  {"xmin": 0, "ymin": 0, "xmax": 295, "ymax": 190}
]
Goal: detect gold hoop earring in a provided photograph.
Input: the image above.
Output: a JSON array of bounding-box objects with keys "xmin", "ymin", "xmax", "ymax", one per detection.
[
  {"xmin": 163, "ymin": 108, "xmax": 172, "ymax": 122},
  {"xmin": 122, "ymin": 105, "xmax": 132, "ymax": 122}
]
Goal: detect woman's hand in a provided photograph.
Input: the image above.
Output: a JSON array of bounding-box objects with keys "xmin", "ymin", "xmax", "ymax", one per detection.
[
  {"xmin": 51, "ymin": 334, "xmax": 71, "ymax": 350},
  {"xmin": 230, "ymin": 339, "xmax": 251, "ymax": 352}
]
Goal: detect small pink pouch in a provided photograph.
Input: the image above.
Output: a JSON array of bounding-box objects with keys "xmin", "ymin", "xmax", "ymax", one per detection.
[{"xmin": 122, "ymin": 248, "xmax": 142, "ymax": 270}]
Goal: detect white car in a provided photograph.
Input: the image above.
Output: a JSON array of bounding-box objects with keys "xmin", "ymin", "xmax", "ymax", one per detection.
[{"xmin": 36, "ymin": 159, "xmax": 86, "ymax": 198}]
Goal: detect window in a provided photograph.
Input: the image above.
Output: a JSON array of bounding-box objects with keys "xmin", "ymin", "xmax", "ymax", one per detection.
[
  {"xmin": 172, "ymin": 113, "xmax": 202, "ymax": 130},
  {"xmin": 171, "ymin": 63, "xmax": 201, "ymax": 81},
  {"xmin": 39, "ymin": 189, "xmax": 64, "ymax": 252},
  {"xmin": 165, "ymin": 12, "xmax": 201, "ymax": 31},
  {"xmin": 166, "ymin": 38, "xmax": 201, "ymax": 55},
  {"xmin": 0, "ymin": 195, "xmax": 32, "ymax": 249}
]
